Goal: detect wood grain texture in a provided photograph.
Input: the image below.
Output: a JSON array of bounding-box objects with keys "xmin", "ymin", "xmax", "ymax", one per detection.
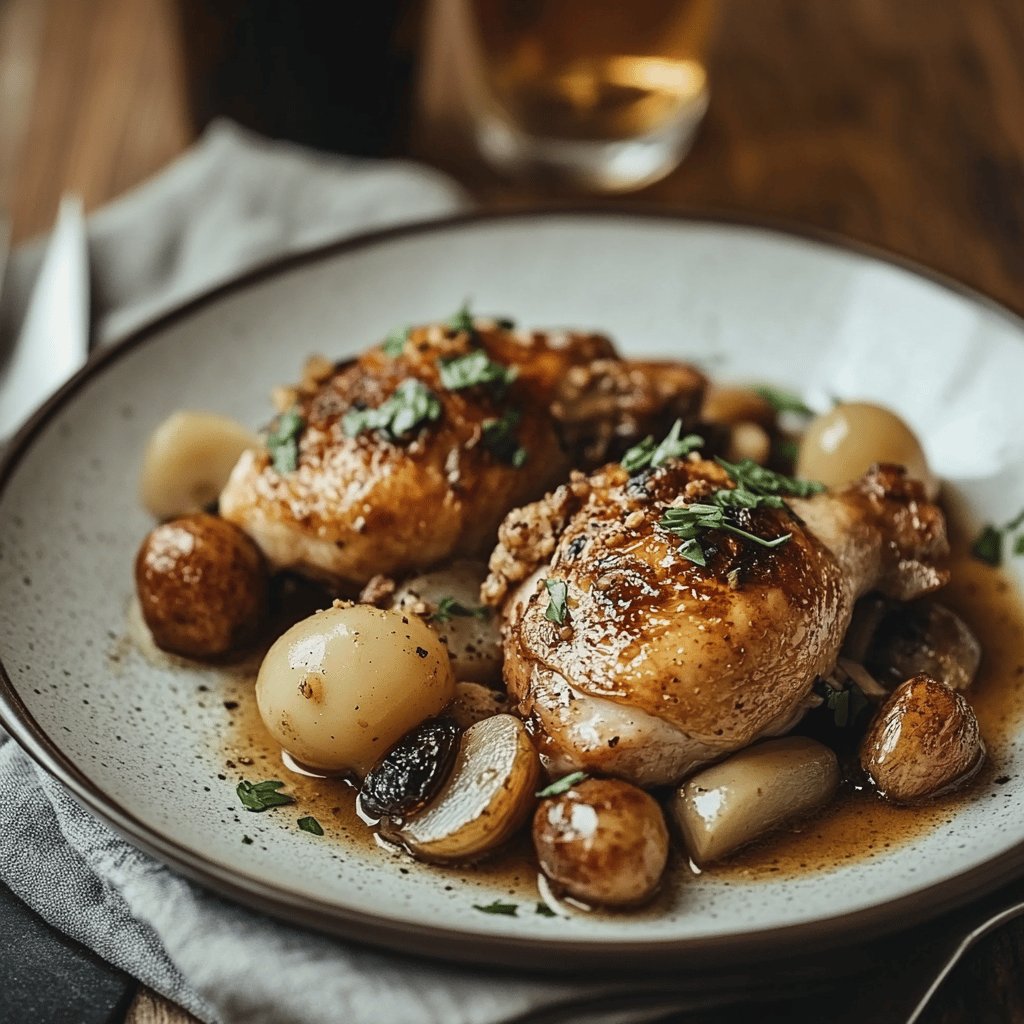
[
  {"xmin": 124, "ymin": 989, "xmax": 200, "ymax": 1024},
  {"xmin": 2, "ymin": 1, "xmax": 1024, "ymax": 1022}
]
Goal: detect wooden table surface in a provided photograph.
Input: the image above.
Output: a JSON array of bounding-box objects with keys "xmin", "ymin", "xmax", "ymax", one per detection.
[{"xmin": 2, "ymin": 1, "xmax": 1024, "ymax": 1022}]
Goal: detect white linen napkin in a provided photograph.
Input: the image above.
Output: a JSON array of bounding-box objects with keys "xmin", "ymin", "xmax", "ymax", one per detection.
[{"xmin": 0, "ymin": 122, "xmax": 694, "ymax": 1024}]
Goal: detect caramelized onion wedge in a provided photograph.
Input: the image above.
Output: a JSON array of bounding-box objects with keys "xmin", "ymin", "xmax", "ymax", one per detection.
[
  {"xmin": 448, "ymin": 681, "xmax": 511, "ymax": 729},
  {"xmin": 392, "ymin": 714, "xmax": 539, "ymax": 863},
  {"xmin": 860, "ymin": 674, "xmax": 984, "ymax": 803},
  {"xmin": 671, "ymin": 737, "xmax": 840, "ymax": 865}
]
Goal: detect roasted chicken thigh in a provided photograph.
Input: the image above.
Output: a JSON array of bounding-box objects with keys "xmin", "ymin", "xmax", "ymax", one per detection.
[
  {"xmin": 485, "ymin": 459, "xmax": 948, "ymax": 786},
  {"xmin": 220, "ymin": 317, "xmax": 703, "ymax": 586}
]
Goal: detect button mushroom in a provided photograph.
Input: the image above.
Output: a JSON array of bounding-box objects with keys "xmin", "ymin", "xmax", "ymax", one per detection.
[
  {"xmin": 532, "ymin": 778, "xmax": 669, "ymax": 908},
  {"xmin": 860, "ymin": 674, "xmax": 985, "ymax": 803},
  {"xmin": 670, "ymin": 737, "xmax": 840, "ymax": 865},
  {"xmin": 135, "ymin": 513, "xmax": 269, "ymax": 659},
  {"xmin": 389, "ymin": 714, "xmax": 539, "ymax": 863}
]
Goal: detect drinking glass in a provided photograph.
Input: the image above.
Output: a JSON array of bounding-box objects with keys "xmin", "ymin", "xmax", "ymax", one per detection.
[{"xmin": 456, "ymin": 0, "xmax": 715, "ymax": 192}]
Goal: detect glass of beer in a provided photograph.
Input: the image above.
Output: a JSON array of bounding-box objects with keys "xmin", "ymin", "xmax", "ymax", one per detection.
[{"xmin": 457, "ymin": 0, "xmax": 715, "ymax": 192}]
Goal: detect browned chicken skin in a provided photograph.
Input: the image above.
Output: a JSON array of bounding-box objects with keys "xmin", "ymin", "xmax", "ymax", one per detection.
[
  {"xmin": 486, "ymin": 460, "xmax": 949, "ymax": 786},
  {"xmin": 220, "ymin": 318, "xmax": 704, "ymax": 586}
]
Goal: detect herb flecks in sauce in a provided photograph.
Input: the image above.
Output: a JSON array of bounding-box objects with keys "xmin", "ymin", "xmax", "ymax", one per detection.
[
  {"xmin": 298, "ymin": 815, "xmax": 325, "ymax": 836},
  {"xmin": 342, "ymin": 379, "xmax": 442, "ymax": 442},
  {"xmin": 971, "ymin": 507, "xmax": 1024, "ymax": 567},
  {"xmin": 473, "ymin": 900, "xmax": 518, "ymax": 916},
  {"xmin": 237, "ymin": 779, "xmax": 295, "ymax": 812},
  {"xmin": 536, "ymin": 771, "xmax": 589, "ymax": 798},
  {"xmin": 266, "ymin": 408, "xmax": 304, "ymax": 474},
  {"xmin": 447, "ymin": 302, "xmax": 475, "ymax": 335}
]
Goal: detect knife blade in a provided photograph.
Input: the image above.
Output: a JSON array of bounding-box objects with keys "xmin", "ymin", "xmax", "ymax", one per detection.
[{"xmin": 0, "ymin": 196, "xmax": 90, "ymax": 439}]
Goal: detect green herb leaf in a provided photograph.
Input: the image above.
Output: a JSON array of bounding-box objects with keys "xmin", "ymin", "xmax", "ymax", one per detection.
[
  {"xmin": 495, "ymin": 317, "xmax": 516, "ymax": 330},
  {"xmin": 473, "ymin": 901, "xmax": 518, "ymax": 916},
  {"xmin": 753, "ymin": 385, "xmax": 815, "ymax": 417},
  {"xmin": 678, "ymin": 538, "xmax": 708, "ymax": 566},
  {"xmin": 383, "ymin": 325, "xmax": 411, "ymax": 358},
  {"xmin": 544, "ymin": 579, "xmax": 569, "ymax": 625},
  {"xmin": 342, "ymin": 379, "xmax": 442, "ymax": 441},
  {"xmin": 237, "ymin": 779, "xmax": 295, "ymax": 813},
  {"xmin": 439, "ymin": 349, "xmax": 519, "ymax": 396},
  {"xmin": 266, "ymin": 408, "xmax": 304, "ymax": 474},
  {"xmin": 297, "ymin": 815, "xmax": 324, "ymax": 836},
  {"xmin": 429, "ymin": 596, "xmax": 491, "ymax": 624},
  {"xmin": 535, "ymin": 903, "xmax": 557, "ymax": 917},
  {"xmin": 621, "ymin": 420, "xmax": 704, "ymax": 474},
  {"xmin": 715, "ymin": 457, "xmax": 825, "ymax": 499},
  {"xmin": 820, "ymin": 683, "xmax": 871, "ymax": 730},
  {"xmin": 241, "ymin": 835, "xmax": 254, "ymax": 845},
  {"xmin": 659, "ymin": 500, "xmax": 792, "ymax": 556},
  {"xmin": 971, "ymin": 525, "xmax": 1003, "ymax": 566},
  {"xmin": 536, "ymin": 771, "xmax": 589, "ymax": 798},
  {"xmin": 1015, "ymin": 534, "xmax": 1024, "ymax": 557},
  {"xmin": 448, "ymin": 301, "xmax": 475, "ymax": 335},
  {"xmin": 481, "ymin": 409, "xmax": 528, "ymax": 467}
]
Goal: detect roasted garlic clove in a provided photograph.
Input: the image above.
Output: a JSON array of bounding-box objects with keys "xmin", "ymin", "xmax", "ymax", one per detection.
[
  {"xmin": 860, "ymin": 674, "xmax": 984, "ymax": 803},
  {"xmin": 533, "ymin": 777, "xmax": 669, "ymax": 908},
  {"xmin": 670, "ymin": 737, "xmax": 840, "ymax": 864},
  {"xmin": 140, "ymin": 410, "xmax": 259, "ymax": 520},
  {"xmin": 391, "ymin": 714, "xmax": 539, "ymax": 863}
]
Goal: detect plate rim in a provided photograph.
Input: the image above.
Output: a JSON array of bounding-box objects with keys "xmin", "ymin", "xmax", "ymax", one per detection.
[{"xmin": 2, "ymin": 205, "xmax": 1024, "ymax": 972}]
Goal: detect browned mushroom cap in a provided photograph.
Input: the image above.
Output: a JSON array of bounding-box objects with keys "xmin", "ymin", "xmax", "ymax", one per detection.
[
  {"xmin": 135, "ymin": 513, "xmax": 268, "ymax": 659},
  {"xmin": 532, "ymin": 778, "xmax": 669, "ymax": 908},
  {"xmin": 860, "ymin": 674, "xmax": 984, "ymax": 803}
]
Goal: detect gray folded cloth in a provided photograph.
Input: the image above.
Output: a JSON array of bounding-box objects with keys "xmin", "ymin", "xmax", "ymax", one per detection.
[{"xmin": 0, "ymin": 122, "xmax": 683, "ymax": 1024}]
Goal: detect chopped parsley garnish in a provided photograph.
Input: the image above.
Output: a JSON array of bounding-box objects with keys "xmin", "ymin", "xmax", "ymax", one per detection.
[
  {"xmin": 342, "ymin": 379, "xmax": 442, "ymax": 441},
  {"xmin": 439, "ymin": 349, "xmax": 518, "ymax": 396},
  {"xmin": 481, "ymin": 409, "xmax": 528, "ymax": 467},
  {"xmin": 536, "ymin": 771, "xmax": 589, "ymax": 798},
  {"xmin": 297, "ymin": 816, "xmax": 324, "ymax": 836},
  {"xmin": 382, "ymin": 325, "xmax": 411, "ymax": 357},
  {"xmin": 448, "ymin": 301, "xmax": 475, "ymax": 335},
  {"xmin": 473, "ymin": 901, "xmax": 518, "ymax": 916},
  {"xmin": 971, "ymin": 506, "xmax": 1024, "ymax": 567},
  {"xmin": 659, "ymin": 462, "xmax": 824, "ymax": 566},
  {"xmin": 429, "ymin": 596, "xmax": 491, "ymax": 624},
  {"xmin": 544, "ymin": 579, "xmax": 569, "ymax": 625},
  {"xmin": 621, "ymin": 420, "xmax": 704, "ymax": 474},
  {"xmin": 266, "ymin": 408, "xmax": 304, "ymax": 474},
  {"xmin": 237, "ymin": 780, "xmax": 294, "ymax": 813},
  {"xmin": 753, "ymin": 385, "xmax": 814, "ymax": 417},
  {"xmin": 535, "ymin": 903, "xmax": 556, "ymax": 917},
  {"xmin": 715, "ymin": 457, "xmax": 826, "ymax": 499}
]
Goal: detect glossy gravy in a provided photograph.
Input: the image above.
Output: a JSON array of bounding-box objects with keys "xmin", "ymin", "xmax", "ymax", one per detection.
[{"xmin": 207, "ymin": 527, "xmax": 1024, "ymax": 900}]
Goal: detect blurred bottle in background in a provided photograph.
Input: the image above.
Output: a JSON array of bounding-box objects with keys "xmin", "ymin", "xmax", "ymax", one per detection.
[
  {"xmin": 175, "ymin": 0, "xmax": 426, "ymax": 157},
  {"xmin": 451, "ymin": 0, "xmax": 715, "ymax": 191}
]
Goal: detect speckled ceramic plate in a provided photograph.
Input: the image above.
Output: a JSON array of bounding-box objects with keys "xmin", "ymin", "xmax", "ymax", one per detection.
[{"xmin": 3, "ymin": 210, "xmax": 1024, "ymax": 972}]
